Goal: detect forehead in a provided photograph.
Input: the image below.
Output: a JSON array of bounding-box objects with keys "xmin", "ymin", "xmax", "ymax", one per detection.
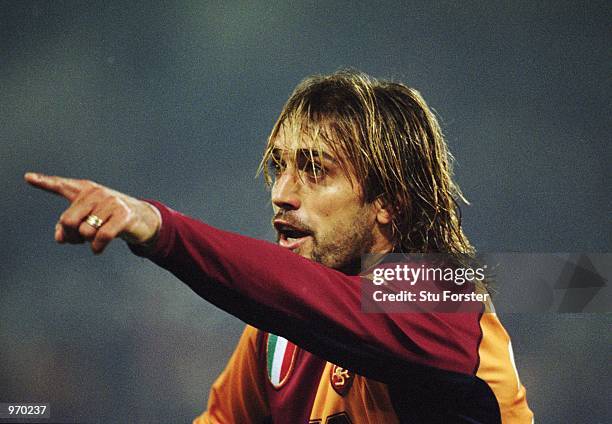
[
  {"xmin": 272, "ymin": 119, "xmax": 329, "ymax": 152},
  {"xmin": 270, "ymin": 119, "xmax": 348, "ymax": 165}
]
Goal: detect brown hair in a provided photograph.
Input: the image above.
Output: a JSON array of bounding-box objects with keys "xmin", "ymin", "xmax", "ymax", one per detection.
[{"xmin": 260, "ymin": 69, "xmax": 474, "ymax": 257}]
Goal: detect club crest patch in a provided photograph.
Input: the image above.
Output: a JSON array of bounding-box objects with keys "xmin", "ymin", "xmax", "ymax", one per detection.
[
  {"xmin": 266, "ymin": 333, "xmax": 298, "ymax": 389},
  {"xmin": 330, "ymin": 364, "xmax": 354, "ymax": 396}
]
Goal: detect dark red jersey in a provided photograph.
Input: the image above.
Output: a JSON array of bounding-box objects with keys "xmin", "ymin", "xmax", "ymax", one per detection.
[{"xmin": 131, "ymin": 202, "xmax": 533, "ymax": 423}]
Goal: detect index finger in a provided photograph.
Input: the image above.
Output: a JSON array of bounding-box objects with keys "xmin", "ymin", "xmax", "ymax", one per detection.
[{"xmin": 24, "ymin": 172, "xmax": 85, "ymax": 201}]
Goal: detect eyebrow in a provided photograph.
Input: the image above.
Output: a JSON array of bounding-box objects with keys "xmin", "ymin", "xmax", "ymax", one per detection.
[{"xmin": 271, "ymin": 148, "xmax": 339, "ymax": 164}]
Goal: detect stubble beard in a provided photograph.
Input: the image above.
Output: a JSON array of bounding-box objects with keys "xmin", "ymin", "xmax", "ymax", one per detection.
[{"xmin": 309, "ymin": 212, "xmax": 375, "ymax": 275}]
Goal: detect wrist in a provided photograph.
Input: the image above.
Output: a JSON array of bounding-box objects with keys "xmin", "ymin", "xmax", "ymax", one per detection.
[{"xmin": 139, "ymin": 201, "xmax": 162, "ymax": 247}]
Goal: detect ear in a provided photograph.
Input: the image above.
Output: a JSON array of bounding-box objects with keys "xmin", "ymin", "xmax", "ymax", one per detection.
[{"xmin": 374, "ymin": 197, "xmax": 393, "ymax": 225}]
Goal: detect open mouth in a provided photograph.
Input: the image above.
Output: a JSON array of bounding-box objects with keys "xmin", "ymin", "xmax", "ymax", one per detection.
[{"xmin": 274, "ymin": 220, "xmax": 313, "ymax": 251}]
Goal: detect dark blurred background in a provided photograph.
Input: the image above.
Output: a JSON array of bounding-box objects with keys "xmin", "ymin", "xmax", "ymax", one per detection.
[{"xmin": 1, "ymin": 1, "xmax": 610, "ymax": 422}]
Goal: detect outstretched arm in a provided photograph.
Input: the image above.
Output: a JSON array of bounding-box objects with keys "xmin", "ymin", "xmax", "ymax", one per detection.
[{"xmin": 26, "ymin": 172, "xmax": 482, "ymax": 382}]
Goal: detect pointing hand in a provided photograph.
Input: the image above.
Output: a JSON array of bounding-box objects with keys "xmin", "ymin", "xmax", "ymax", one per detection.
[{"xmin": 25, "ymin": 172, "xmax": 161, "ymax": 254}]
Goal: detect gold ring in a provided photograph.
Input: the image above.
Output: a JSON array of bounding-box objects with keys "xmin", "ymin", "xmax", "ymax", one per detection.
[{"xmin": 85, "ymin": 214, "xmax": 104, "ymax": 229}]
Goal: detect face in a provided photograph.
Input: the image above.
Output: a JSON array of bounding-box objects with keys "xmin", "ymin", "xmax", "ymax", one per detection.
[{"xmin": 268, "ymin": 124, "xmax": 384, "ymax": 273}]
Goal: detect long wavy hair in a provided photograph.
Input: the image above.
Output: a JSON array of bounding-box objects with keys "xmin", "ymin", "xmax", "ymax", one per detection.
[{"xmin": 260, "ymin": 69, "xmax": 474, "ymax": 258}]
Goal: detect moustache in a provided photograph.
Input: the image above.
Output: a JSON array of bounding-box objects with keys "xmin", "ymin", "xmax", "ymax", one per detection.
[{"xmin": 271, "ymin": 211, "xmax": 314, "ymax": 235}]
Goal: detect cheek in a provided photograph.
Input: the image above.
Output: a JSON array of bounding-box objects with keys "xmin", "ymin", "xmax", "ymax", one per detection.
[
  {"xmin": 316, "ymin": 203, "xmax": 370, "ymax": 235},
  {"xmin": 306, "ymin": 181, "xmax": 366, "ymax": 229},
  {"xmin": 313, "ymin": 200, "xmax": 343, "ymax": 224}
]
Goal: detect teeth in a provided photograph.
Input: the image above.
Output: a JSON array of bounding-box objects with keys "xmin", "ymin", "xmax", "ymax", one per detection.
[{"xmin": 287, "ymin": 237, "xmax": 297, "ymax": 242}]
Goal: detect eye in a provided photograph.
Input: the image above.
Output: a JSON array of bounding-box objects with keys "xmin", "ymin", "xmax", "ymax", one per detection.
[
  {"xmin": 297, "ymin": 160, "xmax": 326, "ymax": 183},
  {"xmin": 306, "ymin": 161, "xmax": 325, "ymax": 179},
  {"xmin": 268, "ymin": 157, "xmax": 285, "ymax": 178}
]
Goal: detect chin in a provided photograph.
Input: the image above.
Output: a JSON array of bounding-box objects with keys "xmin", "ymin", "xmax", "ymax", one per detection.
[{"xmin": 296, "ymin": 249, "xmax": 313, "ymax": 260}]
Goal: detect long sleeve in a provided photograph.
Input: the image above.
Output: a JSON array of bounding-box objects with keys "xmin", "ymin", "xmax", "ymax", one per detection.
[{"xmin": 130, "ymin": 202, "xmax": 483, "ymax": 383}]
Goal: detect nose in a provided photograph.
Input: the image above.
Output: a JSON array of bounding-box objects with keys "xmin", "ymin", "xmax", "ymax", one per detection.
[{"xmin": 271, "ymin": 169, "xmax": 301, "ymax": 211}]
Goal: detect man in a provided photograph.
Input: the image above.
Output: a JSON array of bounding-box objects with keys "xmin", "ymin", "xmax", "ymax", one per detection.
[{"xmin": 26, "ymin": 70, "xmax": 533, "ymax": 423}]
